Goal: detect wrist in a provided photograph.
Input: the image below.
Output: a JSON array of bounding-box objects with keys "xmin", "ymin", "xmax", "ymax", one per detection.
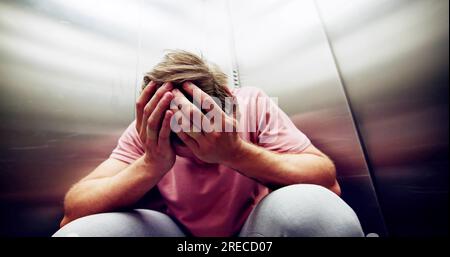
[
  {"xmin": 140, "ymin": 154, "xmax": 171, "ymax": 176},
  {"xmin": 222, "ymin": 139, "xmax": 258, "ymax": 169}
]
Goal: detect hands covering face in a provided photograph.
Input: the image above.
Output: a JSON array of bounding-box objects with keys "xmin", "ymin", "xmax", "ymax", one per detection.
[
  {"xmin": 136, "ymin": 81, "xmax": 242, "ymax": 172},
  {"xmin": 171, "ymin": 82, "xmax": 242, "ymax": 164},
  {"xmin": 135, "ymin": 81, "xmax": 175, "ymax": 174}
]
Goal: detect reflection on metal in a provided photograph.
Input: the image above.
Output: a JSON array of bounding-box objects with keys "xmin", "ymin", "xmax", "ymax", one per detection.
[
  {"xmin": 0, "ymin": 0, "xmax": 386, "ymax": 237},
  {"xmin": 0, "ymin": 0, "xmax": 138, "ymax": 235},
  {"xmin": 227, "ymin": 0, "xmax": 386, "ymax": 235},
  {"xmin": 135, "ymin": 0, "xmax": 386, "ymax": 235},
  {"xmin": 0, "ymin": 0, "xmax": 447, "ymax": 236},
  {"xmin": 317, "ymin": 0, "xmax": 449, "ymax": 236}
]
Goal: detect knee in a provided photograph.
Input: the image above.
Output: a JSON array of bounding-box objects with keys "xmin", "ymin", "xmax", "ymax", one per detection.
[
  {"xmin": 53, "ymin": 212, "xmax": 120, "ymax": 237},
  {"xmin": 259, "ymin": 184, "xmax": 364, "ymax": 237},
  {"xmin": 53, "ymin": 210, "xmax": 184, "ymax": 237}
]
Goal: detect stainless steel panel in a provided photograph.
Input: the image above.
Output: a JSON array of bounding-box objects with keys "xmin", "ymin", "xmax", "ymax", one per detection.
[
  {"xmin": 0, "ymin": 0, "xmax": 138, "ymax": 236},
  {"xmin": 228, "ymin": 0, "xmax": 386, "ymax": 235},
  {"xmin": 136, "ymin": 0, "xmax": 236, "ymax": 93},
  {"xmin": 136, "ymin": 0, "xmax": 385, "ymax": 235},
  {"xmin": 317, "ymin": 0, "xmax": 449, "ymax": 236},
  {"xmin": 0, "ymin": 0, "xmax": 396, "ymax": 236}
]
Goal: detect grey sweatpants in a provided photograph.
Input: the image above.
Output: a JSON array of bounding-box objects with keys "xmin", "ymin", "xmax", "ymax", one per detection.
[{"xmin": 53, "ymin": 184, "xmax": 364, "ymax": 237}]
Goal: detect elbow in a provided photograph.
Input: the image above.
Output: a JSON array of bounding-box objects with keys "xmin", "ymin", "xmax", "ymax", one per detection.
[
  {"xmin": 322, "ymin": 158, "xmax": 341, "ymax": 196},
  {"xmin": 60, "ymin": 202, "xmax": 74, "ymax": 228},
  {"xmin": 60, "ymin": 190, "xmax": 79, "ymax": 228},
  {"xmin": 288, "ymin": 157, "xmax": 340, "ymax": 195},
  {"xmin": 60, "ymin": 200, "xmax": 74, "ymax": 228},
  {"xmin": 60, "ymin": 201, "xmax": 82, "ymax": 228},
  {"xmin": 318, "ymin": 157, "xmax": 336, "ymax": 187},
  {"xmin": 327, "ymin": 162, "xmax": 341, "ymax": 196},
  {"xmin": 59, "ymin": 215, "xmax": 72, "ymax": 228},
  {"xmin": 330, "ymin": 180, "xmax": 341, "ymax": 196}
]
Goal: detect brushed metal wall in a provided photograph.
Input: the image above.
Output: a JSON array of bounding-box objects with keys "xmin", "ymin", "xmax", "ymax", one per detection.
[
  {"xmin": 0, "ymin": 0, "xmax": 138, "ymax": 235},
  {"xmin": 1, "ymin": 0, "xmax": 446, "ymax": 237},
  {"xmin": 317, "ymin": 0, "xmax": 449, "ymax": 236},
  {"xmin": 227, "ymin": 0, "xmax": 386, "ymax": 236},
  {"xmin": 0, "ymin": 0, "xmax": 386, "ymax": 237},
  {"xmin": 129, "ymin": 0, "xmax": 386, "ymax": 236}
]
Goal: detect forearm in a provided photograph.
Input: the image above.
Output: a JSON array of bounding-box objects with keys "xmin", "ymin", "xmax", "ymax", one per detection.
[
  {"xmin": 224, "ymin": 141, "xmax": 337, "ymax": 188},
  {"xmin": 62, "ymin": 156, "xmax": 163, "ymax": 225}
]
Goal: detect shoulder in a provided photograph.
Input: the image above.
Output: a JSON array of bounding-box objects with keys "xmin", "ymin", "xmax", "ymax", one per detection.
[
  {"xmin": 231, "ymin": 86, "xmax": 268, "ymax": 98},
  {"xmin": 119, "ymin": 120, "xmax": 142, "ymax": 145},
  {"xmin": 124, "ymin": 120, "xmax": 139, "ymax": 136},
  {"xmin": 119, "ymin": 120, "xmax": 144, "ymax": 149}
]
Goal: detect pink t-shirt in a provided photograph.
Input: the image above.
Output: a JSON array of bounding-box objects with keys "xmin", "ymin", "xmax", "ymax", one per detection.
[{"xmin": 110, "ymin": 86, "xmax": 311, "ymax": 236}]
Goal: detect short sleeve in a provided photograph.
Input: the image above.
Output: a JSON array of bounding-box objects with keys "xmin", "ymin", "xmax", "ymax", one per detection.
[
  {"xmin": 109, "ymin": 120, "xmax": 145, "ymax": 164},
  {"xmin": 253, "ymin": 88, "xmax": 311, "ymax": 153}
]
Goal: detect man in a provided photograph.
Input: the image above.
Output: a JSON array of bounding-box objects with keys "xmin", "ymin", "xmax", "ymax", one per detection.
[{"xmin": 54, "ymin": 50, "xmax": 363, "ymax": 237}]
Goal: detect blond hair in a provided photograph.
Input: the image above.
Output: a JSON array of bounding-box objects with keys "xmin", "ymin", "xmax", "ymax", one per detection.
[{"xmin": 142, "ymin": 50, "xmax": 232, "ymax": 112}]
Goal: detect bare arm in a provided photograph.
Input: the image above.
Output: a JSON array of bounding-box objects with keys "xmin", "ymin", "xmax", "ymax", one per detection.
[
  {"xmin": 61, "ymin": 81, "xmax": 176, "ymax": 227},
  {"xmin": 61, "ymin": 156, "xmax": 165, "ymax": 227},
  {"xmin": 224, "ymin": 142, "xmax": 341, "ymax": 195},
  {"xmin": 174, "ymin": 82, "xmax": 341, "ymax": 195}
]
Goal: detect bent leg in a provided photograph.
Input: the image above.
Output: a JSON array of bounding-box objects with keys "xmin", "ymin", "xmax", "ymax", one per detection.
[
  {"xmin": 239, "ymin": 184, "xmax": 364, "ymax": 237},
  {"xmin": 53, "ymin": 209, "xmax": 185, "ymax": 237}
]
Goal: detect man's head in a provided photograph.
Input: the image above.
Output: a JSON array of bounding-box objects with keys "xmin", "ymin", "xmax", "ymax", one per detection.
[
  {"xmin": 142, "ymin": 50, "xmax": 232, "ymax": 109},
  {"xmin": 142, "ymin": 50, "xmax": 234, "ymax": 159}
]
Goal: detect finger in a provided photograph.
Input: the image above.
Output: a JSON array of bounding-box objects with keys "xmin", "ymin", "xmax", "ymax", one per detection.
[
  {"xmin": 141, "ymin": 82, "xmax": 173, "ymax": 141},
  {"xmin": 182, "ymin": 82, "xmax": 223, "ymax": 113},
  {"xmin": 171, "ymin": 108, "xmax": 203, "ymax": 143},
  {"xmin": 172, "ymin": 88, "xmax": 204, "ymax": 132},
  {"xmin": 158, "ymin": 110, "xmax": 173, "ymax": 148},
  {"xmin": 136, "ymin": 81, "xmax": 156, "ymax": 132},
  {"xmin": 147, "ymin": 91, "xmax": 174, "ymax": 143},
  {"xmin": 182, "ymin": 81, "xmax": 225, "ymax": 132},
  {"xmin": 202, "ymin": 113, "xmax": 219, "ymax": 133},
  {"xmin": 222, "ymin": 115, "xmax": 237, "ymax": 133},
  {"xmin": 176, "ymin": 131, "xmax": 199, "ymax": 151}
]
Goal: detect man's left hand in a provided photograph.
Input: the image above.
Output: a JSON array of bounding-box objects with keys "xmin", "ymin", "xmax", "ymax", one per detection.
[{"xmin": 171, "ymin": 82, "xmax": 247, "ymax": 164}]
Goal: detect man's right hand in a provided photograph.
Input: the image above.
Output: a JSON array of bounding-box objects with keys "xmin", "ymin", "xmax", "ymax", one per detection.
[
  {"xmin": 60, "ymin": 81, "xmax": 176, "ymax": 225},
  {"xmin": 135, "ymin": 81, "xmax": 175, "ymax": 175}
]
